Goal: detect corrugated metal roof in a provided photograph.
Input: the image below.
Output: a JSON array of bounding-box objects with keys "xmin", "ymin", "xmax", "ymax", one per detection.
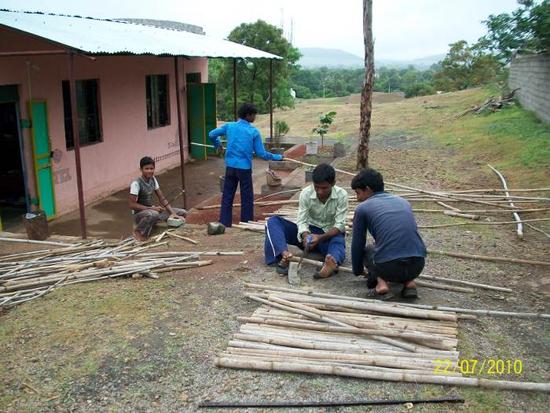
[{"xmin": 0, "ymin": 10, "xmax": 281, "ymax": 59}]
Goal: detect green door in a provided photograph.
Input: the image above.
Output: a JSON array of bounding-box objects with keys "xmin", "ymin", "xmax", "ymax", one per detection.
[
  {"xmin": 187, "ymin": 83, "xmax": 217, "ymax": 160},
  {"xmin": 203, "ymin": 83, "xmax": 217, "ymax": 156},
  {"xmin": 29, "ymin": 100, "xmax": 56, "ymax": 218}
]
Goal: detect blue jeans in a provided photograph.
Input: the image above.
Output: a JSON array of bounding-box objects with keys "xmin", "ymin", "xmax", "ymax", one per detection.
[
  {"xmin": 264, "ymin": 215, "xmax": 346, "ymax": 265},
  {"xmin": 220, "ymin": 167, "xmax": 253, "ymax": 227}
]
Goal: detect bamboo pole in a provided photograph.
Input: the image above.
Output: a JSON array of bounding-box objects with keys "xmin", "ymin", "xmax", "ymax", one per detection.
[
  {"xmin": 248, "ymin": 294, "xmax": 420, "ymax": 352},
  {"xmin": 216, "ymin": 357, "xmax": 550, "ymax": 392},
  {"xmin": 443, "ymin": 210, "xmax": 480, "ymax": 220},
  {"xmin": 419, "ymin": 274, "xmax": 512, "ymax": 293},
  {"xmin": 396, "ymin": 302, "xmax": 550, "ymax": 319},
  {"xmin": 0, "ymin": 237, "xmax": 76, "ymax": 246},
  {"xmin": 237, "ymin": 316, "xmax": 451, "ymax": 345},
  {"xmin": 264, "ymin": 292, "xmax": 457, "ymax": 322},
  {"xmin": 488, "ymin": 164, "xmax": 523, "ymax": 239},
  {"xmin": 428, "ymin": 249, "xmax": 550, "ymax": 266},
  {"xmin": 419, "ymin": 217, "xmax": 550, "ymax": 229},
  {"xmin": 414, "ymin": 280, "xmax": 474, "ymax": 294},
  {"xmin": 165, "ymin": 232, "xmax": 199, "ymax": 245}
]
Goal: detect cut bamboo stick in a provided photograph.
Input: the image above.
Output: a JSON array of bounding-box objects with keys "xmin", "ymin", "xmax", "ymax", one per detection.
[
  {"xmin": 443, "ymin": 210, "xmax": 480, "ymax": 220},
  {"xmin": 216, "ymin": 357, "xmax": 550, "ymax": 392},
  {"xmin": 428, "ymin": 249, "xmax": 550, "ymax": 266},
  {"xmin": 419, "ymin": 274, "xmax": 512, "ymax": 293},
  {"xmin": 419, "ymin": 217, "xmax": 550, "ymax": 229},
  {"xmin": 165, "ymin": 232, "xmax": 199, "ymax": 245},
  {"xmin": 488, "ymin": 164, "xmax": 523, "ymax": 239},
  {"xmin": 414, "ymin": 280, "xmax": 474, "ymax": 294}
]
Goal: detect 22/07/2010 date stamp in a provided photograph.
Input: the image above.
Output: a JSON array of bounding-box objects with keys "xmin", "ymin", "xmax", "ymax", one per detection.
[{"xmin": 434, "ymin": 358, "xmax": 524, "ymax": 376}]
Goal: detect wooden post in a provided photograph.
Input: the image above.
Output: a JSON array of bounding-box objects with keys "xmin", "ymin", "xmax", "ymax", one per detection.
[
  {"xmin": 233, "ymin": 58, "xmax": 237, "ymax": 120},
  {"xmin": 357, "ymin": 0, "xmax": 374, "ymax": 169},
  {"xmin": 68, "ymin": 52, "xmax": 87, "ymax": 239},
  {"xmin": 269, "ymin": 59, "xmax": 274, "ymax": 142},
  {"xmin": 174, "ymin": 57, "xmax": 187, "ymax": 209}
]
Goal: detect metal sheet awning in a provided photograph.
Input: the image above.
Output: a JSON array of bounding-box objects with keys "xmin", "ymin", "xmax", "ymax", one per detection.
[{"xmin": 0, "ymin": 10, "xmax": 281, "ymax": 59}]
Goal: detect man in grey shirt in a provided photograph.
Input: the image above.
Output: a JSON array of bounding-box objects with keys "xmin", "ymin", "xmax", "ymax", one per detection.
[{"xmin": 351, "ymin": 168, "xmax": 426, "ymax": 299}]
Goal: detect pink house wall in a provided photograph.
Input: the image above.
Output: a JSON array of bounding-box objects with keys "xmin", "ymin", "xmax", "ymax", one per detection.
[{"xmin": 0, "ymin": 27, "xmax": 208, "ymax": 216}]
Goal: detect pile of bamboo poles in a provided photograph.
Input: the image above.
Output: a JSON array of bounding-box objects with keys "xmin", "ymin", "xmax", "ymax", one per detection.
[
  {"xmin": 216, "ymin": 283, "xmax": 550, "ymax": 392},
  {"xmin": 0, "ymin": 237, "xmax": 242, "ymax": 310},
  {"xmin": 205, "ymin": 158, "xmax": 549, "ymax": 239}
]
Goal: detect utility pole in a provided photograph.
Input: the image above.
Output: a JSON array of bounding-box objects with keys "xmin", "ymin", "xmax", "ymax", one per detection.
[{"xmin": 356, "ymin": 0, "xmax": 374, "ymax": 169}]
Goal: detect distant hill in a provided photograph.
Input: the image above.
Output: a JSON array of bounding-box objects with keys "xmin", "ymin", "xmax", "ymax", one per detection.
[
  {"xmin": 377, "ymin": 54, "xmax": 445, "ymax": 69},
  {"xmin": 298, "ymin": 48, "xmax": 363, "ymax": 68},
  {"xmin": 298, "ymin": 48, "xmax": 445, "ymax": 69}
]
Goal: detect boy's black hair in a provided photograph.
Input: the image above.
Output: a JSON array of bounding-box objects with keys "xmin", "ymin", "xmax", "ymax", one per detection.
[
  {"xmin": 351, "ymin": 168, "xmax": 384, "ymax": 192},
  {"xmin": 312, "ymin": 163, "xmax": 336, "ymax": 185},
  {"xmin": 140, "ymin": 156, "xmax": 155, "ymax": 169},
  {"xmin": 238, "ymin": 103, "xmax": 258, "ymax": 119}
]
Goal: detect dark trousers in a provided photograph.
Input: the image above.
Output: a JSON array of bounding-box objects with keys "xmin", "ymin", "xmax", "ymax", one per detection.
[
  {"xmin": 264, "ymin": 216, "xmax": 346, "ymax": 265},
  {"xmin": 220, "ymin": 166, "xmax": 253, "ymax": 227},
  {"xmin": 364, "ymin": 245, "xmax": 425, "ymax": 288}
]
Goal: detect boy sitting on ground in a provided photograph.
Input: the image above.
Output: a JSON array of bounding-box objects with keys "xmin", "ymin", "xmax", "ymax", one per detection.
[
  {"xmin": 129, "ymin": 156, "xmax": 186, "ymax": 241},
  {"xmin": 351, "ymin": 168, "xmax": 426, "ymax": 299},
  {"xmin": 264, "ymin": 164, "xmax": 348, "ymax": 279}
]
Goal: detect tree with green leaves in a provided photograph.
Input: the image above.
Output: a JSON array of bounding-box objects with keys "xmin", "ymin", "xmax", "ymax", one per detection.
[
  {"xmin": 477, "ymin": 0, "xmax": 550, "ymax": 61},
  {"xmin": 211, "ymin": 20, "xmax": 300, "ymax": 120},
  {"xmin": 433, "ymin": 40, "xmax": 503, "ymax": 91},
  {"xmin": 312, "ymin": 111, "xmax": 336, "ymax": 148}
]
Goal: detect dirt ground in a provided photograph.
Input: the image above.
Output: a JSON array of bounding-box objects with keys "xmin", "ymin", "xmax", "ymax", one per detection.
[{"xmin": 1, "ymin": 131, "xmax": 549, "ymax": 412}]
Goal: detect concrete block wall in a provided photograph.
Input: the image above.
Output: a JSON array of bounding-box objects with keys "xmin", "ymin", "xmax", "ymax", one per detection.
[{"xmin": 508, "ymin": 53, "xmax": 550, "ymax": 123}]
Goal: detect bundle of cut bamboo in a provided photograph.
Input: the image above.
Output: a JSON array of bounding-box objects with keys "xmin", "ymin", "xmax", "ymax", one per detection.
[
  {"xmin": 216, "ymin": 283, "xmax": 550, "ymax": 392},
  {"xmin": 0, "ymin": 237, "xmax": 243, "ymax": 310}
]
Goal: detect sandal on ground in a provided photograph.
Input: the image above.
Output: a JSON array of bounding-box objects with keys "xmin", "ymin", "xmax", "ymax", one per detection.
[
  {"xmin": 366, "ymin": 288, "xmax": 394, "ymax": 301},
  {"xmin": 276, "ymin": 263, "xmax": 289, "ymax": 276},
  {"xmin": 401, "ymin": 286, "xmax": 418, "ymax": 299}
]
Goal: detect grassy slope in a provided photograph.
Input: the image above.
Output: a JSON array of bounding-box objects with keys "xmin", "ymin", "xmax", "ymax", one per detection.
[{"xmin": 256, "ymin": 88, "xmax": 550, "ymax": 188}]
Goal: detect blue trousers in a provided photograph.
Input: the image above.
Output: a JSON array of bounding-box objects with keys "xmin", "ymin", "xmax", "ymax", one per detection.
[
  {"xmin": 220, "ymin": 167, "xmax": 253, "ymax": 227},
  {"xmin": 264, "ymin": 216, "xmax": 346, "ymax": 265}
]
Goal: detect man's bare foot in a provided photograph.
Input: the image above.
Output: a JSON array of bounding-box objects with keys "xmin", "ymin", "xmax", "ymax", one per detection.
[
  {"xmin": 375, "ymin": 277, "xmax": 390, "ymax": 294},
  {"xmin": 279, "ymin": 251, "xmax": 293, "ymax": 267},
  {"xmin": 314, "ymin": 255, "xmax": 338, "ymax": 279},
  {"xmin": 404, "ymin": 280, "xmax": 416, "ymax": 289},
  {"xmin": 133, "ymin": 230, "xmax": 147, "ymax": 242}
]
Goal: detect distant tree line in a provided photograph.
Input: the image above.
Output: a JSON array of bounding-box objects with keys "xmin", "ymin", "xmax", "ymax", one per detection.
[{"xmin": 290, "ymin": 66, "xmax": 438, "ymax": 99}]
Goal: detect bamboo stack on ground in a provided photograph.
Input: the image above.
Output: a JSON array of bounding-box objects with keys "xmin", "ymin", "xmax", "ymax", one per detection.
[
  {"xmin": 0, "ymin": 237, "xmax": 243, "ymax": 310},
  {"xmin": 216, "ymin": 283, "xmax": 550, "ymax": 392}
]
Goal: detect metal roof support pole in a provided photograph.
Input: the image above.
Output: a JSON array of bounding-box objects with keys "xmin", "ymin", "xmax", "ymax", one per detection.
[
  {"xmin": 174, "ymin": 57, "xmax": 187, "ymax": 209},
  {"xmin": 269, "ymin": 58, "xmax": 273, "ymax": 142},
  {"xmin": 233, "ymin": 58, "xmax": 237, "ymax": 120},
  {"xmin": 68, "ymin": 52, "xmax": 87, "ymax": 239}
]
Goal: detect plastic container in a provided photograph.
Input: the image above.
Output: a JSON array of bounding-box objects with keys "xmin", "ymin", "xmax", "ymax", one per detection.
[{"xmin": 22, "ymin": 210, "xmax": 49, "ymax": 240}]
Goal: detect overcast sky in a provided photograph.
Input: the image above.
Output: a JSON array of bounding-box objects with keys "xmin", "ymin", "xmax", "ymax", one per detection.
[{"xmin": 1, "ymin": 0, "xmax": 520, "ymax": 59}]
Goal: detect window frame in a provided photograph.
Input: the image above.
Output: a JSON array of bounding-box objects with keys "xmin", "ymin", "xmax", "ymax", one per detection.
[
  {"xmin": 62, "ymin": 78, "xmax": 103, "ymax": 150},
  {"xmin": 145, "ymin": 74, "xmax": 171, "ymax": 130}
]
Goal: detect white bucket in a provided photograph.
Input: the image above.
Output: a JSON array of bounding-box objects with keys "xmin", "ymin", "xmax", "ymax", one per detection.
[{"xmin": 305, "ymin": 141, "xmax": 318, "ymax": 155}]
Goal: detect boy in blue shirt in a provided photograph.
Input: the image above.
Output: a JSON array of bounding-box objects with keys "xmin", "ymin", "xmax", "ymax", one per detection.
[{"xmin": 209, "ymin": 103, "xmax": 283, "ymax": 227}]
